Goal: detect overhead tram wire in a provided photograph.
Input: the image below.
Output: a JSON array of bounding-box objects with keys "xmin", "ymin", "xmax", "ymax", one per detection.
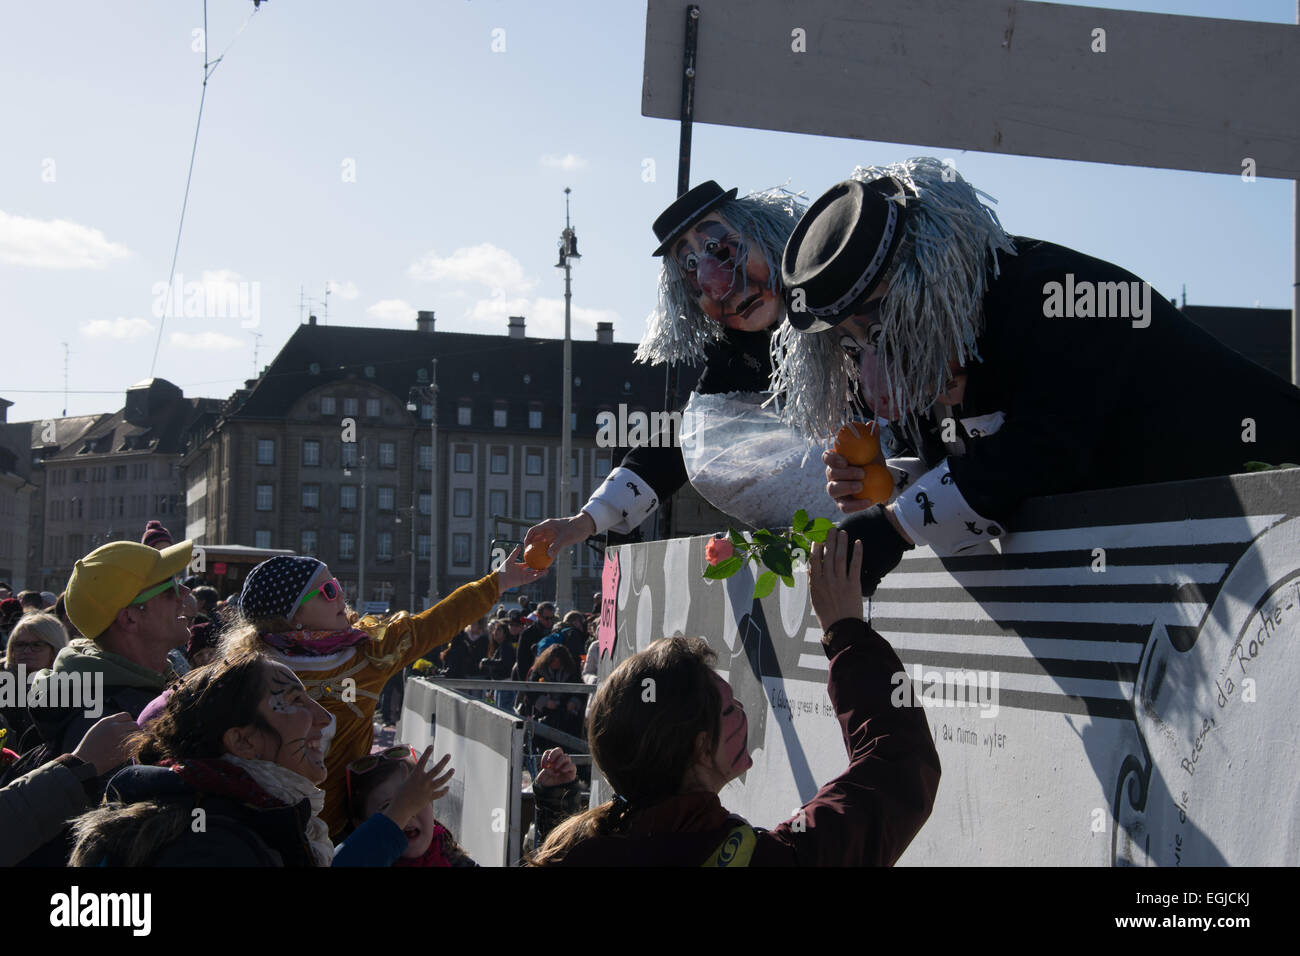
[{"xmin": 148, "ymin": 0, "xmax": 263, "ymax": 379}]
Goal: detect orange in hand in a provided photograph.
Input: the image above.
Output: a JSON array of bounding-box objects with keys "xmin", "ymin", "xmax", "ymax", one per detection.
[
  {"xmin": 833, "ymin": 422, "xmax": 881, "ymax": 466},
  {"xmin": 524, "ymin": 542, "xmax": 554, "ymax": 570},
  {"xmin": 854, "ymin": 463, "xmax": 896, "ymax": 504}
]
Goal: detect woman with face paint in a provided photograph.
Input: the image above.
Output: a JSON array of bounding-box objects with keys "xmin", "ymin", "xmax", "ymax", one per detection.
[
  {"xmin": 529, "ymin": 530, "xmax": 940, "ymax": 867},
  {"xmin": 524, "ymin": 180, "xmax": 839, "ymax": 558},
  {"xmin": 219, "ymin": 549, "xmax": 547, "ymax": 839}
]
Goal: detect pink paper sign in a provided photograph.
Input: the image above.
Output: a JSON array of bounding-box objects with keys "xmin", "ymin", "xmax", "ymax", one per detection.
[{"xmin": 597, "ymin": 551, "xmax": 620, "ymax": 659}]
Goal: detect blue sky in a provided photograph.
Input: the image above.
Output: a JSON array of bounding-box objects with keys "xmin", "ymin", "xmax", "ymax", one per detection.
[{"xmin": 0, "ymin": 0, "xmax": 1294, "ymax": 423}]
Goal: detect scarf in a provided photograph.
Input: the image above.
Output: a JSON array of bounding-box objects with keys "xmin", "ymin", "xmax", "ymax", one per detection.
[
  {"xmin": 392, "ymin": 822, "xmax": 454, "ymax": 868},
  {"xmin": 260, "ymin": 627, "xmax": 370, "ymax": 658},
  {"xmin": 220, "ymin": 755, "xmax": 334, "ymax": 866}
]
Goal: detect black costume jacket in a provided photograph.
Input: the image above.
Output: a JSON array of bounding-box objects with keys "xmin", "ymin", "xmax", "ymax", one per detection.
[{"xmin": 846, "ymin": 238, "xmax": 1300, "ymax": 593}]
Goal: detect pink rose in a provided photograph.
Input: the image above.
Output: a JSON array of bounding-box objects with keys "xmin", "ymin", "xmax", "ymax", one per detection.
[{"xmin": 705, "ymin": 536, "xmax": 735, "ymax": 565}]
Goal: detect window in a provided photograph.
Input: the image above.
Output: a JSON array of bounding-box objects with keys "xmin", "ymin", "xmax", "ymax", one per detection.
[
  {"xmin": 301, "ymin": 530, "xmax": 318, "ymax": 555},
  {"xmin": 454, "ymin": 448, "xmax": 472, "ymax": 473},
  {"xmin": 301, "ymin": 484, "xmax": 320, "ymax": 510},
  {"xmin": 72, "ymin": 469, "xmax": 82, "ymax": 483},
  {"xmin": 418, "ymin": 493, "xmax": 431, "ymax": 516},
  {"xmin": 419, "ymin": 445, "xmax": 432, "ymax": 471},
  {"xmin": 255, "ymin": 530, "xmax": 271, "ymax": 549},
  {"xmin": 378, "ymin": 442, "xmax": 395, "ymax": 468},
  {"xmin": 339, "ymin": 532, "xmax": 355, "ymax": 560},
  {"xmin": 92, "ymin": 467, "xmax": 106, "ymax": 482},
  {"xmin": 529, "ymin": 409, "xmax": 542, "ymax": 429},
  {"xmin": 343, "ymin": 398, "xmax": 359, "ymax": 416},
  {"xmin": 417, "ymin": 534, "xmax": 430, "ymax": 560},
  {"xmin": 493, "ymin": 406, "xmax": 507, "ymax": 428},
  {"xmin": 302, "ymin": 439, "xmax": 321, "ymax": 467},
  {"xmin": 452, "ymin": 533, "xmax": 471, "ymax": 566},
  {"xmin": 256, "ymin": 439, "xmax": 275, "ymax": 465},
  {"xmin": 131, "ymin": 463, "xmax": 147, "ymax": 480},
  {"xmin": 320, "ymin": 396, "xmax": 336, "ymax": 416},
  {"xmin": 490, "ymin": 448, "xmax": 508, "ymax": 474},
  {"xmin": 376, "ymin": 532, "xmax": 393, "ymax": 561},
  {"xmin": 453, "ymin": 489, "xmax": 472, "ymax": 517},
  {"xmin": 571, "ymin": 412, "xmax": 578, "ymax": 431},
  {"xmin": 526, "ymin": 451, "xmax": 543, "ymax": 476},
  {"xmin": 525, "ymin": 491, "xmax": 543, "ymax": 519},
  {"xmin": 156, "ymin": 494, "xmax": 171, "ymax": 515},
  {"xmin": 596, "ymin": 456, "xmax": 610, "ymax": 476},
  {"xmin": 420, "ymin": 403, "xmax": 433, "ymax": 421},
  {"xmin": 255, "ymin": 484, "xmax": 274, "ymax": 511},
  {"xmin": 378, "ymin": 486, "xmax": 395, "ymax": 512},
  {"xmin": 341, "ymin": 442, "xmax": 358, "ymax": 468},
  {"xmin": 91, "ymin": 497, "xmax": 105, "ymax": 519},
  {"xmin": 457, "ymin": 404, "xmax": 471, "ymax": 426},
  {"xmin": 571, "ymin": 454, "xmax": 579, "ymax": 478},
  {"xmin": 68, "ymin": 533, "xmax": 83, "ymax": 557},
  {"xmin": 340, "ymin": 485, "xmax": 357, "ymax": 510},
  {"xmin": 112, "ymin": 465, "xmax": 126, "ymax": 481},
  {"xmin": 366, "ymin": 398, "xmax": 381, "ymax": 418},
  {"xmin": 488, "ymin": 490, "xmax": 507, "ymax": 517}
]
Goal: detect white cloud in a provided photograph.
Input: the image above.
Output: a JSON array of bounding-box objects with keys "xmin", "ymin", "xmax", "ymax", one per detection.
[
  {"xmin": 326, "ymin": 279, "xmax": 358, "ymax": 300},
  {"xmin": 169, "ymin": 331, "xmax": 243, "ymax": 350},
  {"xmin": 0, "ymin": 209, "xmax": 131, "ymax": 269},
  {"xmin": 365, "ymin": 298, "xmax": 418, "ymax": 328},
  {"xmin": 540, "ymin": 153, "xmax": 589, "ymax": 172},
  {"xmin": 408, "ymin": 243, "xmax": 533, "ymax": 293},
  {"xmin": 81, "ymin": 317, "xmax": 155, "ymax": 339}
]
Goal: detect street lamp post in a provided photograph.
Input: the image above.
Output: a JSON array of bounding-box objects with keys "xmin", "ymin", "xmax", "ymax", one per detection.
[
  {"xmin": 555, "ymin": 187, "xmax": 580, "ymax": 610},
  {"xmin": 407, "ymin": 359, "xmax": 439, "ymax": 609}
]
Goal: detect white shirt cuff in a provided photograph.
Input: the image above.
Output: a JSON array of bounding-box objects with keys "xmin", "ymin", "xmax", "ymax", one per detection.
[
  {"xmin": 893, "ymin": 460, "xmax": 1006, "ymax": 555},
  {"xmin": 582, "ymin": 467, "xmax": 659, "ymax": 535}
]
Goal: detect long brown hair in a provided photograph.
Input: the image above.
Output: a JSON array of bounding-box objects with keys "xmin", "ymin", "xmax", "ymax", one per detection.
[
  {"xmin": 528, "ymin": 636, "xmax": 721, "ymax": 866},
  {"xmin": 132, "ymin": 652, "xmax": 279, "ymax": 765}
]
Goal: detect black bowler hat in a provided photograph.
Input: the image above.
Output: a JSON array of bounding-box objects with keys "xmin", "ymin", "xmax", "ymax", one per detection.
[
  {"xmin": 651, "ymin": 180, "xmax": 738, "ymax": 257},
  {"xmin": 781, "ymin": 178, "xmax": 910, "ymax": 332}
]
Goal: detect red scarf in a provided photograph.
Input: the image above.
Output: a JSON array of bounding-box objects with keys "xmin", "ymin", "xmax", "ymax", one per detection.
[
  {"xmin": 392, "ymin": 822, "xmax": 454, "ymax": 867},
  {"xmin": 260, "ymin": 627, "xmax": 370, "ymax": 658},
  {"xmin": 166, "ymin": 758, "xmax": 283, "ymax": 808}
]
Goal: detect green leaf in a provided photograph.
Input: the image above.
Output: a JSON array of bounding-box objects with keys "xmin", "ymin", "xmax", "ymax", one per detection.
[
  {"xmin": 728, "ymin": 528, "xmax": 749, "ymax": 548},
  {"xmin": 780, "ymin": 574, "xmax": 795, "ymax": 589},
  {"xmin": 761, "ymin": 545, "xmax": 793, "ymax": 577},
  {"xmin": 810, "ymin": 517, "xmax": 834, "ymax": 534},
  {"xmin": 753, "ymin": 571, "xmax": 777, "ymax": 599},
  {"xmin": 703, "ymin": 555, "xmax": 743, "ymax": 579},
  {"xmin": 792, "ymin": 509, "xmax": 809, "ymax": 532},
  {"xmin": 753, "ymin": 528, "xmax": 778, "ymax": 545}
]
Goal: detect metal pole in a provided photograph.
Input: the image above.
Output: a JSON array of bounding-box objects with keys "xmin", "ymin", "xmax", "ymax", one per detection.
[
  {"xmin": 660, "ymin": 4, "xmax": 700, "ymax": 542},
  {"xmin": 408, "ymin": 490, "xmax": 416, "ymax": 610},
  {"xmin": 556, "ymin": 193, "xmax": 575, "ymax": 609},
  {"xmin": 357, "ymin": 440, "xmax": 367, "ymax": 604},
  {"xmin": 429, "ymin": 359, "xmax": 439, "ymax": 606}
]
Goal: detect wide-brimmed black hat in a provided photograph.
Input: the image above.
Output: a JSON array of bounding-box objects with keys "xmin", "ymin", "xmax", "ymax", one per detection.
[
  {"xmin": 651, "ymin": 180, "xmax": 738, "ymax": 257},
  {"xmin": 781, "ymin": 178, "xmax": 910, "ymax": 332}
]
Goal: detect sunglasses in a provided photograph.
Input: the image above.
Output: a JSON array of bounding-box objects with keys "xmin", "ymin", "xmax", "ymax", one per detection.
[
  {"xmin": 129, "ymin": 576, "xmax": 180, "ymax": 606},
  {"xmin": 296, "ymin": 577, "xmax": 343, "ymax": 610},
  {"xmin": 346, "ymin": 745, "xmax": 415, "ymax": 810},
  {"xmin": 8, "ymin": 640, "xmax": 49, "ymax": 654}
]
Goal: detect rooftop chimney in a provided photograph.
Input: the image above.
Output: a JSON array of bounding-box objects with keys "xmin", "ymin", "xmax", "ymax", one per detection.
[
  {"xmin": 308, "ymin": 313, "xmax": 317, "ymax": 326},
  {"xmin": 417, "ymin": 310, "xmax": 436, "ymax": 334},
  {"xmin": 595, "ymin": 321, "xmax": 613, "ymax": 344},
  {"xmin": 508, "ymin": 315, "xmax": 526, "ymax": 339}
]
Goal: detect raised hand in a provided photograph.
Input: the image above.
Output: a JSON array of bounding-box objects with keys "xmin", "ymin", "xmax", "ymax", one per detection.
[
  {"xmin": 523, "ymin": 513, "xmax": 597, "ymax": 560},
  {"xmin": 535, "ymin": 747, "xmax": 577, "ymax": 787},
  {"xmin": 496, "ymin": 544, "xmax": 551, "ymax": 594},
  {"xmin": 383, "ymin": 747, "xmax": 454, "ymax": 829},
  {"xmin": 808, "ymin": 529, "xmax": 865, "ymax": 632}
]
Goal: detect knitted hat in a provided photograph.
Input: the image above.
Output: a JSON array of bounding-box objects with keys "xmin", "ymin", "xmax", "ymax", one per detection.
[
  {"xmin": 142, "ymin": 520, "xmax": 173, "ymax": 549},
  {"xmin": 186, "ymin": 620, "xmax": 219, "ymax": 659},
  {"xmin": 238, "ymin": 555, "xmax": 326, "ymax": 623}
]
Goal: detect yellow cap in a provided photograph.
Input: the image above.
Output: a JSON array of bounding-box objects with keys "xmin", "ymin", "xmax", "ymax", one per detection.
[{"xmin": 66, "ymin": 539, "xmax": 194, "ymax": 640}]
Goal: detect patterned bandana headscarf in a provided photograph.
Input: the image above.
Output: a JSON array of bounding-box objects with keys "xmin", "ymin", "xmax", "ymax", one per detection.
[
  {"xmin": 770, "ymin": 156, "xmax": 1016, "ymax": 447},
  {"xmin": 239, "ymin": 555, "xmax": 326, "ymax": 623}
]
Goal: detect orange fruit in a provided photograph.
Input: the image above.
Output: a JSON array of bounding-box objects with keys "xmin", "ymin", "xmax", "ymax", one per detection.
[
  {"xmin": 524, "ymin": 542, "xmax": 554, "ymax": 570},
  {"xmin": 854, "ymin": 463, "xmax": 896, "ymax": 504},
  {"xmin": 833, "ymin": 422, "xmax": 881, "ymax": 465}
]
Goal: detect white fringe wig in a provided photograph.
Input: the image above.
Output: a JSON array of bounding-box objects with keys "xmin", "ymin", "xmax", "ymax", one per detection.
[
  {"xmin": 635, "ymin": 188, "xmax": 806, "ymax": 368},
  {"xmin": 770, "ymin": 157, "xmax": 1016, "ymax": 446}
]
